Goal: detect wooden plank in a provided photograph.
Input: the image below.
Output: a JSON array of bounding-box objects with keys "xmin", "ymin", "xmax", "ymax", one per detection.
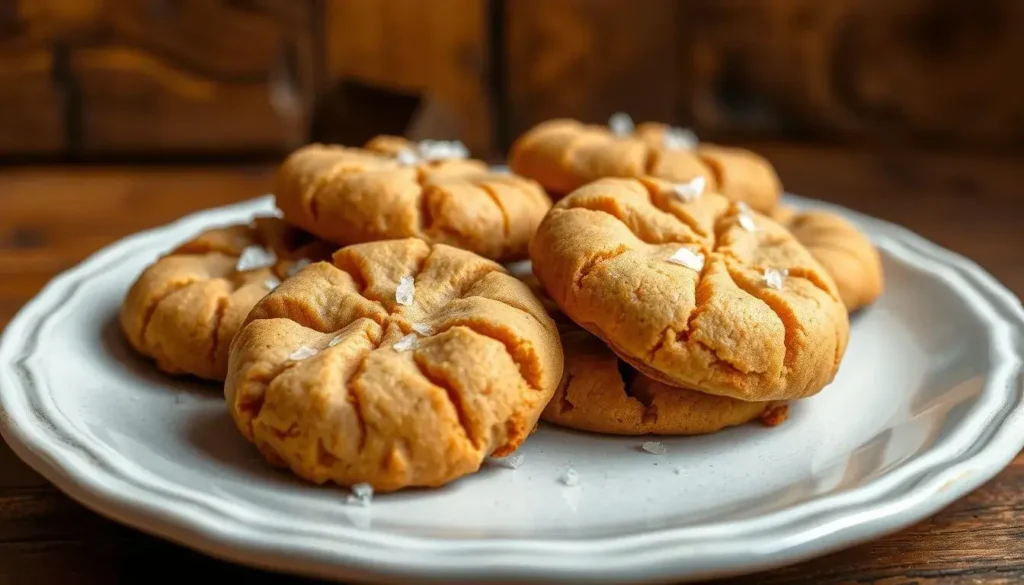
[
  {"xmin": 505, "ymin": 0, "xmax": 682, "ymax": 147},
  {"xmin": 73, "ymin": 0, "xmax": 316, "ymax": 155},
  {"xmin": 0, "ymin": 0, "xmax": 317, "ymax": 158},
  {"xmin": 0, "ymin": 1, "xmax": 64, "ymax": 156},
  {"xmin": 689, "ymin": 0, "xmax": 1024, "ymax": 147},
  {"xmin": 322, "ymin": 0, "xmax": 493, "ymax": 157}
]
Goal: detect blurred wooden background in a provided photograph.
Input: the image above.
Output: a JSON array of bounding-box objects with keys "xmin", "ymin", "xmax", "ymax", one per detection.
[{"xmin": 1, "ymin": 0, "xmax": 1022, "ymax": 162}]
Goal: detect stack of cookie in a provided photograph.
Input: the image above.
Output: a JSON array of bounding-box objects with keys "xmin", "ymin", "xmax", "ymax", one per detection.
[
  {"xmin": 510, "ymin": 113, "xmax": 883, "ymax": 436},
  {"xmin": 118, "ymin": 116, "xmax": 883, "ymax": 494}
]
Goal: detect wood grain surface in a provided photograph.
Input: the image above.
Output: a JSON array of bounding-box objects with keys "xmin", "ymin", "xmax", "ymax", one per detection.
[
  {"xmin": 0, "ymin": 0, "xmax": 317, "ymax": 158},
  {"xmin": 0, "ymin": 148, "xmax": 1022, "ymax": 583}
]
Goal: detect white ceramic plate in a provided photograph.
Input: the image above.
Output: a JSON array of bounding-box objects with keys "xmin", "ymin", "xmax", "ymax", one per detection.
[{"xmin": 1, "ymin": 193, "xmax": 1022, "ymax": 584}]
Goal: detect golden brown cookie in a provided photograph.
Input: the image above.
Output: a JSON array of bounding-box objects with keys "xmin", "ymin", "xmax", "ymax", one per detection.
[
  {"xmin": 544, "ymin": 322, "xmax": 788, "ymax": 435},
  {"xmin": 635, "ymin": 122, "xmax": 783, "ymax": 214},
  {"xmin": 119, "ymin": 217, "xmax": 334, "ymax": 382},
  {"xmin": 772, "ymin": 206, "xmax": 884, "ymax": 312},
  {"xmin": 274, "ymin": 137, "xmax": 552, "ymax": 262},
  {"xmin": 225, "ymin": 238, "xmax": 563, "ymax": 492},
  {"xmin": 530, "ymin": 177, "xmax": 849, "ymax": 402},
  {"xmin": 508, "ymin": 118, "xmax": 781, "ymax": 212}
]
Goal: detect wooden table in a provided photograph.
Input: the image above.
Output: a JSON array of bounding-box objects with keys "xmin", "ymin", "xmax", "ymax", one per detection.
[{"xmin": 1, "ymin": 147, "xmax": 1022, "ymax": 584}]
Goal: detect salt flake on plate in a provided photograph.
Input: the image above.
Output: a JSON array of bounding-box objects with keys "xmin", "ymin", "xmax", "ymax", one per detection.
[
  {"xmin": 663, "ymin": 126, "xmax": 698, "ymax": 150},
  {"xmin": 236, "ymin": 245, "xmax": 277, "ymax": 272},
  {"xmin": 346, "ymin": 483, "xmax": 374, "ymax": 507},
  {"xmin": 289, "ymin": 345, "xmax": 318, "ymax": 361},
  {"xmin": 396, "ymin": 275, "xmax": 415, "ymax": 306},
  {"xmin": 608, "ymin": 112, "xmax": 634, "ymax": 136},
  {"xmin": 328, "ymin": 334, "xmax": 344, "ymax": 348},
  {"xmin": 642, "ymin": 441, "xmax": 667, "ymax": 455},
  {"xmin": 763, "ymin": 267, "xmax": 789, "ymax": 291},
  {"xmin": 672, "ymin": 176, "xmax": 705, "ymax": 202},
  {"xmin": 494, "ymin": 453, "xmax": 525, "ymax": 469},
  {"xmin": 411, "ymin": 322, "xmax": 434, "ymax": 336},
  {"xmin": 559, "ymin": 467, "xmax": 580, "ymax": 486},
  {"xmin": 393, "ymin": 333, "xmax": 419, "ymax": 352},
  {"xmin": 667, "ymin": 247, "xmax": 705, "ymax": 272}
]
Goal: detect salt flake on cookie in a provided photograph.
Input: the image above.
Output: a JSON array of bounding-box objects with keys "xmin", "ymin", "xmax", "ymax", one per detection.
[
  {"xmin": 393, "ymin": 333, "xmax": 419, "ymax": 352},
  {"xmin": 289, "ymin": 345, "xmax": 318, "ymax": 361},
  {"xmin": 667, "ymin": 247, "xmax": 705, "ymax": 272},
  {"xmin": 411, "ymin": 322, "xmax": 434, "ymax": 336},
  {"xmin": 608, "ymin": 112, "xmax": 635, "ymax": 136},
  {"xmin": 236, "ymin": 245, "xmax": 277, "ymax": 272},
  {"xmin": 416, "ymin": 139, "xmax": 469, "ymax": 161},
  {"xmin": 396, "ymin": 275, "xmax": 415, "ymax": 306},
  {"xmin": 663, "ymin": 126, "xmax": 699, "ymax": 150},
  {"xmin": 763, "ymin": 267, "xmax": 789, "ymax": 291},
  {"xmin": 672, "ymin": 176, "xmax": 705, "ymax": 202}
]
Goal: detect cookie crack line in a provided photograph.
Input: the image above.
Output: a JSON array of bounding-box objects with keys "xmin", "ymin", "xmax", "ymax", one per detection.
[
  {"xmin": 446, "ymin": 320, "xmax": 544, "ymax": 394},
  {"xmin": 412, "ymin": 354, "xmax": 480, "ymax": 450},
  {"xmin": 208, "ymin": 295, "xmax": 230, "ymax": 370},
  {"xmin": 137, "ymin": 278, "xmax": 197, "ymax": 350},
  {"xmin": 725, "ymin": 265, "xmax": 798, "ymax": 374},
  {"xmin": 562, "ymin": 196, "xmax": 702, "ymax": 248},
  {"xmin": 637, "ymin": 178, "xmax": 709, "ymax": 240},
  {"xmin": 477, "ymin": 181, "xmax": 511, "ymax": 242},
  {"xmin": 574, "ymin": 245, "xmax": 630, "ymax": 291}
]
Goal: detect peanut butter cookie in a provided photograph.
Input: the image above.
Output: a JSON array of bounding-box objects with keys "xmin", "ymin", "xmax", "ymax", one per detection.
[
  {"xmin": 225, "ymin": 238, "xmax": 563, "ymax": 492},
  {"xmin": 545, "ymin": 326, "xmax": 787, "ymax": 435},
  {"xmin": 508, "ymin": 118, "xmax": 781, "ymax": 212},
  {"xmin": 119, "ymin": 217, "xmax": 333, "ymax": 381},
  {"xmin": 772, "ymin": 206, "xmax": 884, "ymax": 312},
  {"xmin": 530, "ymin": 177, "xmax": 849, "ymax": 402},
  {"xmin": 274, "ymin": 137, "xmax": 552, "ymax": 262}
]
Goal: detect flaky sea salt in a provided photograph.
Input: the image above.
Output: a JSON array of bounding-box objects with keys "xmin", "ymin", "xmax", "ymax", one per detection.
[
  {"xmin": 672, "ymin": 176, "xmax": 705, "ymax": 202},
  {"xmin": 411, "ymin": 322, "xmax": 434, "ymax": 336},
  {"xmin": 263, "ymin": 276, "xmax": 281, "ymax": 290},
  {"xmin": 663, "ymin": 126, "xmax": 699, "ymax": 150},
  {"xmin": 346, "ymin": 483, "xmax": 374, "ymax": 507},
  {"xmin": 642, "ymin": 441, "xmax": 667, "ymax": 455},
  {"xmin": 328, "ymin": 334, "xmax": 344, "ymax": 347},
  {"xmin": 559, "ymin": 467, "xmax": 581, "ymax": 486},
  {"xmin": 393, "ymin": 333, "xmax": 419, "ymax": 352},
  {"xmin": 396, "ymin": 148, "xmax": 419, "ymax": 166},
  {"xmin": 289, "ymin": 345, "xmax": 318, "ymax": 361},
  {"xmin": 286, "ymin": 258, "xmax": 311, "ymax": 277},
  {"xmin": 236, "ymin": 245, "xmax": 277, "ymax": 272},
  {"xmin": 395, "ymin": 275, "xmax": 415, "ymax": 306},
  {"xmin": 495, "ymin": 453, "xmax": 525, "ymax": 469},
  {"xmin": 738, "ymin": 213, "xmax": 758, "ymax": 232},
  {"xmin": 417, "ymin": 139, "xmax": 469, "ymax": 161},
  {"xmin": 667, "ymin": 247, "xmax": 705, "ymax": 272},
  {"xmin": 764, "ymin": 267, "xmax": 789, "ymax": 291},
  {"xmin": 608, "ymin": 112, "xmax": 634, "ymax": 136}
]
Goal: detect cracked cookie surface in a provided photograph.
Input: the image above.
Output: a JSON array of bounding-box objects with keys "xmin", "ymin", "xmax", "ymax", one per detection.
[
  {"xmin": 225, "ymin": 238, "xmax": 563, "ymax": 492},
  {"xmin": 529, "ymin": 178, "xmax": 849, "ymax": 402},
  {"xmin": 508, "ymin": 119, "xmax": 781, "ymax": 212},
  {"xmin": 274, "ymin": 137, "xmax": 552, "ymax": 262},
  {"xmin": 119, "ymin": 217, "xmax": 334, "ymax": 381},
  {"xmin": 771, "ymin": 206, "xmax": 884, "ymax": 312}
]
